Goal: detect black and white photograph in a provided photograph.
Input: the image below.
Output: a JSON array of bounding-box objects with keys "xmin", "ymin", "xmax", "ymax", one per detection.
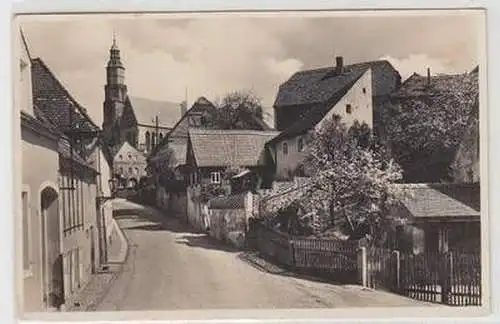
[{"xmin": 13, "ymin": 9, "xmax": 488, "ymax": 320}]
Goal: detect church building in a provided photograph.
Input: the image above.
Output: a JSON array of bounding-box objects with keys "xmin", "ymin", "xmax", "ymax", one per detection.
[{"xmin": 102, "ymin": 36, "xmax": 183, "ymax": 181}]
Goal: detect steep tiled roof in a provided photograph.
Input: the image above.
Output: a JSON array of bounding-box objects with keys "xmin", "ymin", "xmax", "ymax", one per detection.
[
  {"xmin": 268, "ymin": 73, "xmax": 363, "ymax": 144},
  {"xmin": 31, "ymin": 58, "xmax": 99, "ymax": 133},
  {"xmin": 392, "ymin": 70, "xmax": 478, "ymax": 99},
  {"xmin": 31, "ymin": 58, "xmax": 99, "ymax": 171},
  {"xmin": 274, "ymin": 60, "xmax": 401, "ymax": 108},
  {"xmin": 189, "ymin": 128, "xmax": 280, "ymax": 167},
  {"xmin": 149, "ymin": 96, "xmax": 215, "ymax": 162},
  {"xmin": 128, "ymin": 96, "xmax": 181, "ymax": 128},
  {"xmin": 395, "ymin": 183, "xmax": 480, "ymax": 219}
]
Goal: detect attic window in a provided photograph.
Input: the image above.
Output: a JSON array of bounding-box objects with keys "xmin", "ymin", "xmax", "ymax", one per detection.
[
  {"xmin": 346, "ymin": 104, "xmax": 352, "ymax": 114},
  {"xmin": 362, "ymin": 88, "xmax": 366, "ymax": 94}
]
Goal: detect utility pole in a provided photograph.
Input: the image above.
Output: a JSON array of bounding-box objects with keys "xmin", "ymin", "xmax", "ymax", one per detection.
[{"xmin": 155, "ymin": 115, "xmax": 159, "ymax": 149}]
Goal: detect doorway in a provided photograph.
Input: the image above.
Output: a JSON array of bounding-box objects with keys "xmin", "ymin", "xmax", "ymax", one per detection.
[{"xmin": 40, "ymin": 186, "xmax": 64, "ymax": 310}]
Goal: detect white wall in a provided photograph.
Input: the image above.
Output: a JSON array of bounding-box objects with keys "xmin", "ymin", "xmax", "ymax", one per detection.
[
  {"xmin": 274, "ymin": 68, "xmax": 373, "ymax": 180},
  {"xmin": 19, "ymin": 35, "xmax": 34, "ymax": 116},
  {"xmin": 316, "ymin": 68, "xmax": 373, "ymax": 130}
]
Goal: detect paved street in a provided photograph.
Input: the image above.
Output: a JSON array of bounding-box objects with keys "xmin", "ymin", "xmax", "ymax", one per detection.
[{"xmin": 96, "ymin": 199, "xmax": 432, "ymax": 311}]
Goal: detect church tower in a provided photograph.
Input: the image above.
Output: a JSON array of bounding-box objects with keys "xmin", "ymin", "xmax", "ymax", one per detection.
[{"xmin": 103, "ymin": 34, "xmax": 128, "ymax": 146}]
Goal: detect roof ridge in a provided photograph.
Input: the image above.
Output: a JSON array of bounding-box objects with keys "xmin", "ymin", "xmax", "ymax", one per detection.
[{"xmin": 189, "ymin": 128, "xmax": 279, "ymax": 134}]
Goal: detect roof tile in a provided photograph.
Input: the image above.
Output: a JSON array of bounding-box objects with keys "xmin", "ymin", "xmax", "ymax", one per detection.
[{"xmin": 189, "ymin": 129, "xmax": 279, "ymax": 167}]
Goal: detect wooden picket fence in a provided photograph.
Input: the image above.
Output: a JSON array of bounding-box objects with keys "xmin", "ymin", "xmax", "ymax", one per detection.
[
  {"xmin": 252, "ymin": 222, "xmax": 359, "ymax": 284},
  {"xmin": 251, "ymin": 223, "xmax": 482, "ymax": 306},
  {"xmin": 366, "ymin": 248, "xmax": 482, "ymax": 306}
]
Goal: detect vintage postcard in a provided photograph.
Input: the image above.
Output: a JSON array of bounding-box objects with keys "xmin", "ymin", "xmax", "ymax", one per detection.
[{"xmin": 13, "ymin": 9, "xmax": 488, "ymax": 322}]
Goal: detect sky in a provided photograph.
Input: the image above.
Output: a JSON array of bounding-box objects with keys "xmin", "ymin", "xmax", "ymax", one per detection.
[{"xmin": 19, "ymin": 11, "xmax": 483, "ymax": 126}]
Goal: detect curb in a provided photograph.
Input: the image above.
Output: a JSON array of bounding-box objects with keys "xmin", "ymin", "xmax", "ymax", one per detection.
[{"xmin": 108, "ymin": 218, "xmax": 129, "ymax": 264}]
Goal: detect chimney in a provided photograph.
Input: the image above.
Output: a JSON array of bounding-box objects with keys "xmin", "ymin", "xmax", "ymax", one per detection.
[
  {"xmin": 180, "ymin": 101, "xmax": 187, "ymax": 116},
  {"xmin": 427, "ymin": 67, "xmax": 431, "ymax": 86},
  {"xmin": 335, "ymin": 56, "xmax": 344, "ymax": 74}
]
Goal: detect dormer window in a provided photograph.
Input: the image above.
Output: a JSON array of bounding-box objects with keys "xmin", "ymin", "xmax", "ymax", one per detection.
[{"xmin": 346, "ymin": 104, "xmax": 352, "ymax": 114}]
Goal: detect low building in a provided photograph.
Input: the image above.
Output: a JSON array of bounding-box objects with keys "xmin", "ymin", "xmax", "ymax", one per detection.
[
  {"xmin": 186, "ymin": 128, "xmax": 279, "ymax": 189},
  {"xmin": 184, "ymin": 128, "xmax": 279, "ymax": 230},
  {"xmin": 268, "ymin": 56, "xmax": 400, "ymax": 180},
  {"xmin": 392, "ymin": 183, "xmax": 480, "ymax": 254}
]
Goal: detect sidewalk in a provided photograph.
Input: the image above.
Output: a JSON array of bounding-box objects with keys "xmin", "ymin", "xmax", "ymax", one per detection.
[{"xmin": 65, "ymin": 219, "xmax": 129, "ymax": 312}]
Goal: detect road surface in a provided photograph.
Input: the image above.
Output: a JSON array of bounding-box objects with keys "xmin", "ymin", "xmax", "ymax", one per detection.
[{"xmin": 96, "ymin": 199, "xmax": 431, "ymax": 310}]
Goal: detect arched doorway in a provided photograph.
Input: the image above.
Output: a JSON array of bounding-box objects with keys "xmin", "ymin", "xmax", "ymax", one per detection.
[{"xmin": 40, "ymin": 186, "xmax": 64, "ymax": 310}]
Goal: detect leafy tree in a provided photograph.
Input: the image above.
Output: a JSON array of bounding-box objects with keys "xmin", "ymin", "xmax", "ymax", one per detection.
[
  {"xmin": 382, "ymin": 72, "xmax": 479, "ymax": 182},
  {"xmin": 265, "ymin": 116, "xmax": 405, "ymax": 243},
  {"xmin": 206, "ymin": 90, "xmax": 266, "ymax": 130}
]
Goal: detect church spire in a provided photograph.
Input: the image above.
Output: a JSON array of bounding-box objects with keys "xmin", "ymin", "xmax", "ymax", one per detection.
[{"xmin": 108, "ymin": 31, "xmax": 123, "ymax": 68}]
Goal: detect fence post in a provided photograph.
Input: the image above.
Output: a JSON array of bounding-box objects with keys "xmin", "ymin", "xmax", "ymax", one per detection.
[
  {"xmin": 358, "ymin": 247, "xmax": 368, "ymax": 287},
  {"xmin": 441, "ymin": 252, "xmax": 453, "ymax": 305},
  {"xmin": 289, "ymin": 238, "xmax": 296, "ymax": 270},
  {"xmin": 392, "ymin": 250, "xmax": 401, "ymax": 292}
]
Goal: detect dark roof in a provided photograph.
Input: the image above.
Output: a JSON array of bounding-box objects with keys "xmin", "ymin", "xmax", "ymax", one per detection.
[
  {"xmin": 274, "ymin": 60, "xmax": 401, "ymax": 108},
  {"xmin": 268, "ymin": 73, "xmax": 363, "ymax": 144},
  {"xmin": 30, "ymin": 58, "xmax": 99, "ymax": 171},
  {"xmin": 31, "ymin": 58, "xmax": 99, "ymax": 133},
  {"xmin": 392, "ymin": 69, "xmax": 478, "ymax": 99},
  {"xmin": 121, "ymin": 97, "xmax": 139, "ymax": 129},
  {"xmin": 149, "ymin": 96, "xmax": 215, "ymax": 160},
  {"xmin": 188, "ymin": 128, "xmax": 280, "ymax": 167},
  {"xmin": 395, "ymin": 183, "xmax": 480, "ymax": 220}
]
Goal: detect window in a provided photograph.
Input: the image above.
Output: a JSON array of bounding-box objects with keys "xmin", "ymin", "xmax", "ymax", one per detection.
[
  {"xmin": 346, "ymin": 104, "xmax": 352, "ymax": 114},
  {"xmin": 118, "ymin": 154, "xmax": 123, "ymax": 160},
  {"xmin": 210, "ymin": 172, "xmax": 221, "ymax": 184},
  {"xmin": 119, "ymin": 167, "xmax": 124, "ymax": 174},
  {"xmin": 128, "ymin": 154, "xmax": 132, "ymax": 160},
  {"xmin": 22, "ymin": 190, "xmax": 30, "ymax": 273},
  {"xmin": 145, "ymin": 132, "xmax": 151, "ymax": 151},
  {"xmin": 135, "ymin": 167, "xmax": 139, "ymax": 175},
  {"xmin": 152, "ymin": 133, "xmax": 157, "ymax": 148},
  {"xmin": 128, "ymin": 167, "xmax": 133, "ymax": 174},
  {"xmin": 283, "ymin": 142, "xmax": 288, "ymax": 155},
  {"xmin": 297, "ymin": 137, "xmax": 304, "ymax": 152},
  {"xmin": 159, "ymin": 133, "xmax": 163, "ymax": 141},
  {"xmin": 362, "ymin": 87, "xmax": 366, "ymax": 94}
]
